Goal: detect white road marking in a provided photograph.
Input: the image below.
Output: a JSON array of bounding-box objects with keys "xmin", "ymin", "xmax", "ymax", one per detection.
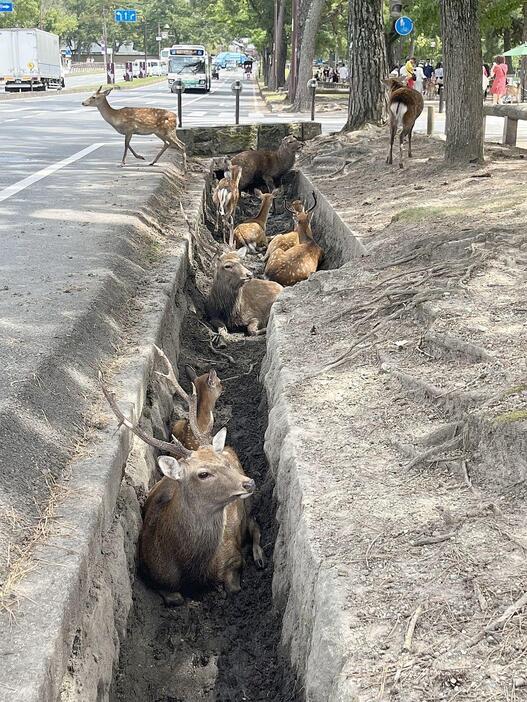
[{"xmin": 0, "ymin": 143, "xmax": 105, "ymax": 204}]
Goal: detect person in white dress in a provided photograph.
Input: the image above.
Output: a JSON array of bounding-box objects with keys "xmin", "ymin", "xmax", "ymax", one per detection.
[{"xmin": 414, "ymin": 63, "xmax": 425, "ymax": 93}]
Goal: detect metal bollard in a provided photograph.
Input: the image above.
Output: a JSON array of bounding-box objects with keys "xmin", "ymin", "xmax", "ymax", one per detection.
[
  {"xmin": 307, "ymin": 78, "xmax": 318, "ymax": 121},
  {"xmin": 427, "ymin": 105, "xmax": 434, "ymax": 135},
  {"xmin": 438, "ymin": 85, "xmax": 444, "ymax": 113},
  {"xmin": 231, "ymin": 80, "xmax": 243, "ymax": 125},
  {"xmin": 171, "ymin": 78, "xmax": 184, "ymax": 127}
]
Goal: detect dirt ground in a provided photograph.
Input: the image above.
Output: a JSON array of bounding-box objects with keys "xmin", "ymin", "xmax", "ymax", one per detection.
[
  {"xmin": 111, "ymin": 189, "xmax": 300, "ymax": 702},
  {"xmin": 259, "ymin": 127, "xmax": 527, "ymax": 700}
]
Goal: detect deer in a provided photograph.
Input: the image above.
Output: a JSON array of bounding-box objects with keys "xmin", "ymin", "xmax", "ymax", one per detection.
[
  {"xmin": 101, "ymin": 360, "xmax": 264, "ymax": 607},
  {"xmin": 233, "ymin": 188, "xmax": 280, "ymax": 251},
  {"xmin": 212, "ymin": 162, "xmax": 243, "ymax": 247},
  {"xmin": 264, "ymin": 193, "xmax": 323, "ymax": 287},
  {"xmin": 263, "ymin": 194, "xmax": 315, "ymax": 262},
  {"xmin": 82, "ymin": 86, "xmax": 187, "ymax": 169},
  {"xmin": 206, "ymin": 248, "xmax": 282, "ymax": 337},
  {"xmin": 383, "ymin": 77, "xmax": 424, "ymax": 169},
  {"xmin": 231, "ymin": 135, "xmax": 304, "ymax": 192},
  {"xmin": 170, "ymin": 364, "xmax": 223, "ymax": 451}
]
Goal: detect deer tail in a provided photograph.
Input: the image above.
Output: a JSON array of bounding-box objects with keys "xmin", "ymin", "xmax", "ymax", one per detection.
[{"xmin": 390, "ymin": 100, "xmax": 408, "ymax": 128}]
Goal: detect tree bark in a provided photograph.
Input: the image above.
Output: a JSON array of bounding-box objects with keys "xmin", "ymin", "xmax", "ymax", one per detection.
[
  {"xmin": 292, "ymin": 0, "xmax": 325, "ymax": 110},
  {"xmin": 343, "ymin": 0, "xmax": 388, "ymax": 131},
  {"xmin": 440, "ymin": 0, "xmax": 484, "ymax": 163},
  {"xmin": 269, "ymin": 0, "xmax": 286, "ymax": 89},
  {"xmin": 522, "ymin": 2, "xmax": 527, "ymax": 103}
]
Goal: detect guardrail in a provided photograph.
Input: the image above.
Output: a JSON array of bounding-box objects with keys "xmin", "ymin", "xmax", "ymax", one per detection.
[{"xmin": 483, "ymin": 103, "xmax": 527, "ymax": 146}]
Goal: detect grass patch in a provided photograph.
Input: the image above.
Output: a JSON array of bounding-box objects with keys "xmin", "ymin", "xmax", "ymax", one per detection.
[
  {"xmin": 66, "ymin": 75, "xmax": 166, "ymax": 95},
  {"xmin": 494, "ymin": 409, "xmax": 527, "ymax": 424}
]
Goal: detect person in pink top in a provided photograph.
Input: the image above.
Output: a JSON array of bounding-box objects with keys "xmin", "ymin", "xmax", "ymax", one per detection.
[{"xmin": 490, "ymin": 55, "xmax": 508, "ymax": 104}]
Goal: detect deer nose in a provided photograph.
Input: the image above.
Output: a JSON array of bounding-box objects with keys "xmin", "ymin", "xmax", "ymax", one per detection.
[
  {"xmin": 242, "ymin": 270, "xmax": 253, "ymax": 280},
  {"xmin": 242, "ymin": 479, "xmax": 255, "ymax": 492}
]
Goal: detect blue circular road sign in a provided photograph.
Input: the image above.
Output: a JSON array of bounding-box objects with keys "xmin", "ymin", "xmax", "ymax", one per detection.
[{"xmin": 394, "ymin": 16, "xmax": 414, "ymax": 36}]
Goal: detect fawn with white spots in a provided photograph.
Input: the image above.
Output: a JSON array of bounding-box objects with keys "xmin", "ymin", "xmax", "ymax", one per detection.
[{"xmin": 82, "ymin": 86, "xmax": 186, "ymax": 168}]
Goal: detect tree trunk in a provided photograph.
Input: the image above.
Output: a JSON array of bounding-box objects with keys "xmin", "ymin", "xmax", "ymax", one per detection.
[
  {"xmin": 272, "ymin": 0, "xmax": 286, "ymax": 89},
  {"xmin": 503, "ymin": 28, "xmax": 512, "ymax": 71},
  {"xmin": 440, "ymin": 0, "xmax": 483, "ymax": 163},
  {"xmin": 292, "ymin": 0, "xmax": 325, "ymax": 110},
  {"xmin": 343, "ymin": 0, "xmax": 388, "ymax": 131},
  {"xmin": 277, "ymin": 21, "xmax": 287, "ymax": 88},
  {"xmin": 522, "ymin": 2, "xmax": 527, "ymax": 102}
]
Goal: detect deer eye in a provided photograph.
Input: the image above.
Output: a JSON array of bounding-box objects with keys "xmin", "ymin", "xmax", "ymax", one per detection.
[
  {"xmin": 223, "ymin": 263, "xmax": 233, "ymax": 269},
  {"xmin": 198, "ymin": 471, "xmax": 211, "ymax": 480}
]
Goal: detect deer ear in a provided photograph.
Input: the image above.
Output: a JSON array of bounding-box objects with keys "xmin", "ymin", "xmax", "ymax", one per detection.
[
  {"xmin": 96, "ymin": 85, "xmax": 102, "ymax": 93},
  {"xmin": 212, "ymin": 427, "xmax": 227, "ymax": 453},
  {"xmin": 272, "ymin": 188, "xmax": 281, "ymax": 196},
  {"xmin": 158, "ymin": 456, "xmax": 184, "ymax": 481},
  {"xmin": 254, "ymin": 188, "xmax": 263, "ymax": 198},
  {"xmin": 237, "ymin": 246, "xmax": 247, "ymax": 259},
  {"xmin": 207, "ymin": 369, "xmax": 218, "ymax": 386},
  {"xmin": 102, "ymin": 86, "xmax": 114, "ymax": 95}
]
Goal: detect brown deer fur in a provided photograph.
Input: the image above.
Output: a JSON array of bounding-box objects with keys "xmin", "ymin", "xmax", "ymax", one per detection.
[
  {"xmin": 384, "ymin": 77, "xmax": 424, "ymax": 169},
  {"xmin": 264, "ymin": 209, "xmax": 323, "ymax": 287},
  {"xmin": 231, "ymin": 135, "xmax": 303, "ymax": 190},
  {"xmin": 172, "ymin": 366, "xmax": 223, "ymax": 451},
  {"xmin": 82, "ymin": 86, "xmax": 186, "ymax": 168},
  {"xmin": 233, "ymin": 188, "xmax": 279, "ymax": 250},
  {"xmin": 206, "ymin": 249, "xmax": 282, "ymax": 336}
]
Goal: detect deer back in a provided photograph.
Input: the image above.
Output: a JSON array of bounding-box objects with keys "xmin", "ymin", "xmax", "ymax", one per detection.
[{"xmin": 232, "ymin": 278, "xmax": 283, "ymax": 329}]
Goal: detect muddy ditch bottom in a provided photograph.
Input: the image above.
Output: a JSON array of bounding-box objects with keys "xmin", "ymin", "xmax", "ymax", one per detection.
[{"xmin": 110, "ymin": 185, "xmax": 308, "ymax": 702}]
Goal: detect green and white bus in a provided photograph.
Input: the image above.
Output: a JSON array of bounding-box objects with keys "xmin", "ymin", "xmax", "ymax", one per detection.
[{"xmin": 166, "ymin": 45, "xmax": 211, "ymax": 92}]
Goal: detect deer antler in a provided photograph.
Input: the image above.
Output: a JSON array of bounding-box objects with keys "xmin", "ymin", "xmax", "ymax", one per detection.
[
  {"xmin": 153, "ymin": 345, "xmax": 212, "ymax": 447},
  {"xmin": 306, "ymin": 191, "xmax": 317, "ymax": 213},
  {"xmin": 99, "ymin": 374, "xmax": 192, "ymax": 458}
]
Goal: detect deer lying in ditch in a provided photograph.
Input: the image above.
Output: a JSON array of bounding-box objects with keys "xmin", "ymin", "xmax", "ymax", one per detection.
[
  {"xmin": 265, "ymin": 193, "xmax": 323, "ymax": 287},
  {"xmin": 263, "ymin": 194, "xmax": 314, "ymax": 262},
  {"xmin": 82, "ymin": 86, "xmax": 187, "ymax": 169},
  {"xmin": 383, "ymin": 77, "xmax": 424, "ymax": 169},
  {"xmin": 231, "ymin": 135, "xmax": 304, "ymax": 191},
  {"xmin": 170, "ymin": 364, "xmax": 223, "ymax": 451},
  {"xmin": 212, "ymin": 162, "xmax": 243, "ymax": 246},
  {"xmin": 233, "ymin": 188, "xmax": 280, "ymax": 251},
  {"xmin": 101, "ymin": 361, "xmax": 264, "ymax": 606},
  {"xmin": 206, "ymin": 248, "xmax": 282, "ymax": 336}
]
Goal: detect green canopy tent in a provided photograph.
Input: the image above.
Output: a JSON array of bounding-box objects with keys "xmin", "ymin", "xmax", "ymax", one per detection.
[{"xmin": 503, "ymin": 43, "xmax": 527, "ymax": 57}]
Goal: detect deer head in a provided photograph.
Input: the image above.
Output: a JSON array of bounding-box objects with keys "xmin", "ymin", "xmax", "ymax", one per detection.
[
  {"xmin": 82, "ymin": 85, "xmax": 114, "ymax": 107},
  {"xmin": 215, "ymin": 248, "xmax": 252, "ymax": 288},
  {"xmin": 280, "ymin": 135, "xmax": 304, "ymax": 154}
]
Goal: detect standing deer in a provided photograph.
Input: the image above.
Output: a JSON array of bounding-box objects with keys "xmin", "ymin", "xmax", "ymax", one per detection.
[
  {"xmin": 82, "ymin": 86, "xmax": 186, "ymax": 169},
  {"xmin": 101, "ymin": 363, "xmax": 264, "ymax": 606},
  {"xmin": 212, "ymin": 162, "xmax": 243, "ymax": 246},
  {"xmin": 206, "ymin": 248, "xmax": 282, "ymax": 336},
  {"xmin": 231, "ymin": 135, "xmax": 304, "ymax": 191},
  {"xmin": 265, "ymin": 194, "xmax": 323, "ymax": 287},
  {"xmin": 383, "ymin": 77, "xmax": 424, "ymax": 169},
  {"xmin": 233, "ymin": 188, "xmax": 280, "ymax": 251}
]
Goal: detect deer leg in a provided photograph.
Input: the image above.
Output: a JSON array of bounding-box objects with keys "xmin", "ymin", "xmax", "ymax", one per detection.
[
  {"xmin": 399, "ymin": 129, "xmax": 407, "ymax": 169},
  {"xmin": 149, "ymin": 140, "xmax": 170, "ymax": 166},
  {"xmin": 160, "ymin": 590, "xmax": 185, "ymax": 607},
  {"xmin": 247, "ymin": 319, "xmax": 266, "ymax": 336},
  {"xmin": 408, "ymin": 128, "xmax": 414, "ymax": 158},
  {"xmin": 228, "ymin": 215, "xmax": 235, "ymax": 249},
  {"xmin": 128, "ymin": 136, "xmax": 145, "ymax": 161},
  {"xmin": 387, "ymin": 123, "xmax": 396, "ymax": 165},
  {"xmin": 247, "ymin": 517, "xmax": 265, "ymax": 569},
  {"xmin": 121, "ymin": 135, "xmax": 131, "ymax": 166}
]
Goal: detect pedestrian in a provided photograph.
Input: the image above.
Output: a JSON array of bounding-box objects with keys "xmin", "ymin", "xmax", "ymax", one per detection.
[
  {"xmin": 482, "ymin": 65, "xmax": 489, "ymax": 99},
  {"xmin": 323, "ymin": 66, "xmax": 330, "ymax": 81},
  {"xmin": 490, "ymin": 55, "xmax": 508, "ymax": 104},
  {"xmin": 404, "ymin": 57, "xmax": 416, "ymax": 89},
  {"xmin": 414, "ymin": 62, "xmax": 425, "ymax": 93},
  {"xmin": 332, "ymin": 68, "xmax": 339, "ymax": 83},
  {"xmin": 338, "ymin": 63, "xmax": 349, "ymax": 82},
  {"xmin": 434, "ymin": 61, "xmax": 444, "ymax": 95}
]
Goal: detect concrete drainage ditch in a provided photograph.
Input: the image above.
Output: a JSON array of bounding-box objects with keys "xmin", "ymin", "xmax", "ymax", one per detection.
[{"xmin": 0, "ymin": 129, "xmax": 365, "ymax": 702}]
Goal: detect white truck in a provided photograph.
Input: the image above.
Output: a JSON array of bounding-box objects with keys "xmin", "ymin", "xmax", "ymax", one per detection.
[{"xmin": 0, "ymin": 28, "xmax": 63, "ymax": 92}]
